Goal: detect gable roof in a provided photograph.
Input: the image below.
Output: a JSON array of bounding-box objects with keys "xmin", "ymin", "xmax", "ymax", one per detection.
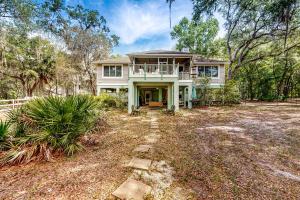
[
  {"xmin": 193, "ymin": 56, "xmax": 227, "ymax": 64},
  {"xmin": 93, "ymin": 57, "xmax": 130, "ymax": 65},
  {"xmin": 93, "ymin": 51, "xmax": 228, "ymax": 65},
  {"xmin": 127, "ymin": 50, "xmax": 193, "ymax": 57}
]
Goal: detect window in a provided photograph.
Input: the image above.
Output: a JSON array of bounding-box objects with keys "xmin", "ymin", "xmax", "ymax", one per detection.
[
  {"xmin": 103, "ymin": 65, "xmax": 122, "ymax": 77},
  {"xmin": 102, "ymin": 88, "xmax": 116, "ymax": 93},
  {"xmin": 197, "ymin": 66, "xmax": 219, "ymax": 78},
  {"xmin": 211, "ymin": 66, "xmax": 218, "ymax": 77}
]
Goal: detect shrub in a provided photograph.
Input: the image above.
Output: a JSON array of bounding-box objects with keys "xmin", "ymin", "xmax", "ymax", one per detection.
[
  {"xmin": 95, "ymin": 92, "xmax": 126, "ymax": 110},
  {"xmin": 214, "ymin": 80, "xmax": 241, "ymax": 105},
  {"xmin": 1, "ymin": 95, "xmax": 101, "ymax": 165},
  {"xmin": 195, "ymin": 77, "xmax": 214, "ymax": 106}
]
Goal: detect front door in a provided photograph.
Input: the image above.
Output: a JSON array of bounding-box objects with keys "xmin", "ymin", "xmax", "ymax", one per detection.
[{"xmin": 145, "ymin": 91, "xmax": 152, "ymax": 105}]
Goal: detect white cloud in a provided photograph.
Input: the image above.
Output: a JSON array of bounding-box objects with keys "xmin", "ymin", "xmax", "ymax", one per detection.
[{"xmin": 110, "ymin": 0, "xmax": 193, "ymax": 45}]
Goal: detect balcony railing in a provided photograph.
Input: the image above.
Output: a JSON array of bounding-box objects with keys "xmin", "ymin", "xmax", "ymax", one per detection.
[
  {"xmin": 179, "ymin": 72, "xmax": 191, "ymax": 80},
  {"xmin": 129, "ymin": 64, "xmax": 179, "ymax": 78}
]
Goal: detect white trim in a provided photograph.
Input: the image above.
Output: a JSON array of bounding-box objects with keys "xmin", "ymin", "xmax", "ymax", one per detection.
[
  {"xmin": 97, "ymin": 83, "xmax": 128, "ymax": 86},
  {"xmin": 193, "ymin": 62, "xmax": 228, "ymax": 65},
  {"xmin": 210, "ymin": 83, "xmax": 224, "ymax": 86},
  {"xmin": 179, "ymin": 80, "xmax": 193, "ymax": 83},
  {"xmin": 98, "ymin": 86, "xmax": 128, "ymax": 89},
  {"xmin": 102, "ymin": 64, "xmax": 124, "ymax": 79},
  {"xmin": 179, "ymin": 80, "xmax": 193, "ymax": 86},
  {"xmin": 209, "ymin": 83, "xmax": 225, "ymax": 88},
  {"xmin": 128, "ymin": 55, "xmax": 193, "ymax": 58}
]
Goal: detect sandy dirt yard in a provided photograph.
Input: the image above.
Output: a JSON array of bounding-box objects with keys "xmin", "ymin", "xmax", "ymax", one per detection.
[
  {"xmin": 0, "ymin": 103, "xmax": 299, "ymax": 199},
  {"xmin": 156, "ymin": 102, "xmax": 300, "ymax": 199}
]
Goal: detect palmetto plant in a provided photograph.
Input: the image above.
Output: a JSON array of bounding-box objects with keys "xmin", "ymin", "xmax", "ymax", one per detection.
[
  {"xmin": 0, "ymin": 121, "xmax": 10, "ymax": 141},
  {"xmin": 1, "ymin": 95, "xmax": 99, "ymax": 165},
  {"xmin": 0, "ymin": 121, "xmax": 10, "ymax": 150}
]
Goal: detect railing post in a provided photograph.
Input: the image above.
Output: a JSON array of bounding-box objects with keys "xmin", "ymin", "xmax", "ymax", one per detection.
[
  {"xmin": 161, "ymin": 64, "xmax": 163, "ymax": 80},
  {"xmin": 144, "ymin": 63, "xmax": 146, "ymax": 80},
  {"xmin": 173, "ymin": 58, "xmax": 175, "ymax": 75},
  {"xmin": 129, "ymin": 65, "xmax": 131, "ymax": 77},
  {"xmin": 173, "ymin": 64, "xmax": 175, "ymax": 75},
  {"xmin": 12, "ymin": 99, "xmax": 15, "ymax": 109}
]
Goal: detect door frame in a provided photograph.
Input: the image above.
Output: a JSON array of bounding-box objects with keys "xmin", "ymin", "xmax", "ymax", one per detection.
[{"xmin": 144, "ymin": 91, "xmax": 152, "ymax": 105}]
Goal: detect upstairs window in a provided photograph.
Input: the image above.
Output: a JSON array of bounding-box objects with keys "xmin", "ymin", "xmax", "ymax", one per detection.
[
  {"xmin": 197, "ymin": 66, "xmax": 218, "ymax": 78},
  {"xmin": 103, "ymin": 66, "xmax": 122, "ymax": 77}
]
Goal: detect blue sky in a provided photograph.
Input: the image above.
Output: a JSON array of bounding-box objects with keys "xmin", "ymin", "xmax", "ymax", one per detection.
[{"xmin": 65, "ymin": 0, "xmax": 225, "ymax": 55}]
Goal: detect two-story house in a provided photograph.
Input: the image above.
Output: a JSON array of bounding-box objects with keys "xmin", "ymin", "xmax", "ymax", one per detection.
[{"xmin": 94, "ymin": 50, "xmax": 227, "ymax": 113}]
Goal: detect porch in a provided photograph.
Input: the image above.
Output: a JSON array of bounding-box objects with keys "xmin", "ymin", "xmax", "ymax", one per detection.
[
  {"xmin": 128, "ymin": 57, "xmax": 192, "ymax": 80},
  {"xmin": 127, "ymin": 79, "xmax": 193, "ymax": 113},
  {"xmin": 128, "ymin": 81, "xmax": 177, "ymax": 113}
]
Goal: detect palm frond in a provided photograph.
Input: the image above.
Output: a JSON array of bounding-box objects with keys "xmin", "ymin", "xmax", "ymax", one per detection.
[
  {"xmin": 1, "ymin": 95, "xmax": 101, "ymax": 165},
  {"xmin": 0, "ymin": 121, "xmax": 10, "ymax": 141}
]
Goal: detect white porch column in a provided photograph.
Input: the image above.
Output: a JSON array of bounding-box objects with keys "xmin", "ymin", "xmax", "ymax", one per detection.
[
  {"xmin": 136, "ymin": 87, "xmax": 140, "ymax": 107},
  {"xmin": 167, "ymin": 84, "xmax": 172, "ymax": 109},
  {"xmin": 158, "ymin": 88, "xmax": 163, "ymax": 102},
  {"xmin": 188, "ymin": 84, "xmax": 193, "ymax": 109},
  {"xmin": 128, "ymin": 81, "xmax": 134, "ymax": 113},
  {"xmin": 174, "ymin": 81, "xmax": 179, "ymax": 111},
  {"xmin": 132, "ymin": 57, "xmax": 135, "ymax": 76},
  {"xmin": 96, "ymin": 86, "xmax": 101, "ymax": 96}
]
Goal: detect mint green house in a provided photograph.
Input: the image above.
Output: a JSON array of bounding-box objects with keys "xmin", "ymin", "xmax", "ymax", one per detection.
[{"xmin": 94, "ymin": 50, "xmax": 226, "ymax": 113}]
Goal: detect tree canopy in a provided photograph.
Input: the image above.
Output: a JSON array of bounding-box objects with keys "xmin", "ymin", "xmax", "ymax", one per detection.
[
  {"xmin": 1, "ymin": 27, "xmax": 56, "ymax": 96},
  {"xmin": 171, "ymin": 17, "xmax": 225, "ymax": 57},
  {"xmin": 38, "ymin": 2, "xmax": 119, "ymax": 95},
  {"xmin": 0, "ymin": 0, "xmax": 119, "ymax": 97},
  {"xmin": 192, "ymin": 0, "xmax": 300, "ymax": 79}
]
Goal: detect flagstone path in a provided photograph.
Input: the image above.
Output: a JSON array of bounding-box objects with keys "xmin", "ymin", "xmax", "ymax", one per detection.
[{"xmin": 112, "ymin": 111, "xmax": 174, "ymax": 200}]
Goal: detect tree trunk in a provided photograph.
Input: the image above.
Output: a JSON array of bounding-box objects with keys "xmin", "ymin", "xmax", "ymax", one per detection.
[
  {"xmin": 21, "ymin": 81, "xmax": 26, "ymax": 97},
  {"xmin": 27, "ymin": 88, "xmax": 33, "ymax": 97},
  {"xmin": 227, "ymin": 66, "xmax": 233, "ymax": 80},
  {"xmin": 248, "ymin": 79, "xmax": 254, "ymax": 100},
  {"xmin": 89, "ymin": 78, "xmax": 96, "ymax": 95},
  {"xmin": 55, "ymin": 77, "xmax": 58, "ymax": 95}
]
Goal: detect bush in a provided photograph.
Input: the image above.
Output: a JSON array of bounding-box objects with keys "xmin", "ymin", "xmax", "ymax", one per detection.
[
  {"xmin": 1, "ymin": 95, "xmax": 101, "ymax": 165},
  {"xmin": 195, "ymin": 77, "xmax": 214, "ymax": 106},
  {"xmin": 0, "ymin": 121, "xmax": 10, "ymax": 150},
  {"xmin": 95, "ymin": 92, "xmax": 126, "ymax": 110},
  {"xmin": 214, "ymin": 80, "xmax": 241, "ymax": 105}
]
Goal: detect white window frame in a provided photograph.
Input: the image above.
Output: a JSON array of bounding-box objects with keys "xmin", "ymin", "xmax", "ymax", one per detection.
[
  {"xmin": 102, "ymin": 64, "xmax": 123, "ymax": 79},
  {"xmin": 197, "ymin": 65, "xmax": 220, "ymax": 79}
]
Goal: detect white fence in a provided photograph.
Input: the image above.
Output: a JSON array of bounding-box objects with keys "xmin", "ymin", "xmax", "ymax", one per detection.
[{"xmin": 0, "ymin": 98, "xmax": 33, "ymax": 112}]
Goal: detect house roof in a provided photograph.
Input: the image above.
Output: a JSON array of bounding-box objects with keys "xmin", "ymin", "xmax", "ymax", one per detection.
[
  {"xmin": 93, "ymin": 57, "xmax": 131, "ymax": 65},
  {"xmin": 93, "ymin": 51, "xmax": 228, "ymax": 65},
  {"xmin": 193, "ymin": 56, "xmax": 227, "ymax": 64},
  {"xmin": 127, "ymin": 50, "xmax": 193, "ymax": 57}
]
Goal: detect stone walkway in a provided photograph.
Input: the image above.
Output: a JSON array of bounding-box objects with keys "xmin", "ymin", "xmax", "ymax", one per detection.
[{"xmin": 112, "ymin": 111, "xmax": 173, "ymax": 200}]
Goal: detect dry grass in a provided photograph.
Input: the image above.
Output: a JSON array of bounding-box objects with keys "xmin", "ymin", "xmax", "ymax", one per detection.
[
  {"xmin": 0, "ymin": 103, "xmax": 299, "ymax": 199},
  {"xmin": 0, "ymin": 110, "xmax": 151, "ymax": 199},
  {"xmin": 156, "ymin": 103, "xmax": 300, "ymax": 199},
  {"xmin": 0, "ymin": 111, "xmax": 7, "ymax": 121}
]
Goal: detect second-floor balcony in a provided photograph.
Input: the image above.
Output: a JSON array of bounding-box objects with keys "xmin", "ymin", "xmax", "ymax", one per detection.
[
  {"xmin": 128, "ymin": 63, "xmax": 194, "ymax": 81},
  {"xmin": 129, "ymin": 64, "xmax": 179, "ymax": 79}
]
